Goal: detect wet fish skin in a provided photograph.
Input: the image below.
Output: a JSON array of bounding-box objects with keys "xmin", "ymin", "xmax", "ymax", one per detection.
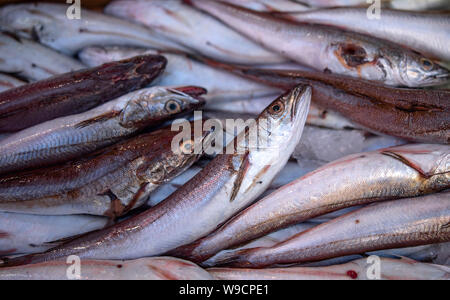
[
  {"xmin": 0, "ymin": 124, "xmax": 211, "ymax": 217},
  {"xmin": 79, "ymin": 46, "xmax": 279, "ymax": 101},
  {"xmin": 189, "ymin": 0, "xmax": 449, "ymax": 87},
  {"xmin": 0, "ymin": 32, "xmax": 85, "ymax": 81},
  {"xmin": 0, "ymin": 212, "xmax": 108, "ymax": 255},
  {"xmin": 221, "ymin": 0, "xmax": 309, "ymax": 12},
  {"xmin": 208, "ymin": 257, "xmax": 450, "ymax": 280},
  {"xmin": 0, "ymin": 55, "xmax": 167, "ymax": 132},
  {"xmin": 0, "ymin": 74, "xmax": 25, "ymax": 93},
  {"xmin": 0, "ymin": 85, "xmax": 311, "ymax": 266},
  {"xmin": 285, "ymin": 8, "xmax": 450, "ymax": 62},
  {"xmin": 215, "ymin": 65, "xmax": 450, "ymax": 143},
  {"xmin": 302, "ymin": 0, "xmax": 450, "ymax": 10},
  {"xmin": 171, "ymin": 144, "xmax": 449, "ymax": 263},
  {"xmin": 0, "ymin": 257, "xmax": 213, "ymax": 280},
  {"xmin": 0, "ymin": 86, "xmax": 204, "ymax": 174},
  {"xmin": 0, "ymin": 3, "xmax": 187, "ymax": 55},
  {"xmin": 105, "ymin": 0, "xmax": 286, "ymax": 65},
  {"xmin": 218, "ymin": 193, "xmax": 450, "ymax": 268}
]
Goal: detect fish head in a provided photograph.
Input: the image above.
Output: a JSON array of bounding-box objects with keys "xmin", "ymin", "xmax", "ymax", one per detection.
[
  {"xmin": 400, "ymin": 52, "xmax": 449, "ymax": 87},
  {"xmin": 120, "ymin": 86, "xmax": 206, "ymax": 127}
]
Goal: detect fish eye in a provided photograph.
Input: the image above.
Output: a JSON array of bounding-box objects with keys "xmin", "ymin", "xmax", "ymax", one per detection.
[
  {"xmin": 268, "ymin": 100, "xmax": 285, "ymax": 116},
  {"xmin": 420, "ymin": 58, "xmax": 434, "ymax": 71},
  {"xmin": 180, "ymin": 139, "xmax": 194, "ymax": 154},
  {"xmin": 165, "ymin": 100, "xmax": 181, "ymax": 114}
]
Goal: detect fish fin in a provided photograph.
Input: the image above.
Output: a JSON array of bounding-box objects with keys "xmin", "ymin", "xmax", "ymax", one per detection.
[
  {"xmin": 200, "ymin": 248, "xmax": 253, "ymax": 268},
  {"xmin": 167, "ymin": 239, "xmax": 208, "ymax": 264},
  {"xmin": 74, "ymin": 111, "xmax": 120, "ymax": 129},
  {"xmin": 229, "ymin": 152, "xmax": 250, "ymax": 202},
  {"xmin": 41, "ymin": 232, "xmax": 89, "ymax": 247},
  {"xmin": 101, "ymin": 190, "xmax": 125, "ymax": 220},
  {"xmin": 123, "ymin": 182, "xmax": 149, "ymax": 214}
]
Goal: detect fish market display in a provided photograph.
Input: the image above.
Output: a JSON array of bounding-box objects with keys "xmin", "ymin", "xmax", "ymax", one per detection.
[
  {"xmin": 0, "ymin": 86, "xmax": 204, "ymax": 174},
  {"xmin": 79, "ymin": 46, "xmax": 279, "ymax": 101},
  {"xmin": 285, "ymin": 8, "xmax": 450, "ymax": 62},
  {"xmin": 212, "ymin": 193, "xmax": 450, "ymax": 267},
  {"xmin": 0, "ymin": 32, "xmax": 85, "ymax": 81},
  {"xmin": 189, "ymin": 0, "xmax": 449, "ymax": 87},
  {"xmin": 216, "ymin": 66, "xmax": 450, "ymax": 143},
  {"xmin": 0, "ymin": 85, "xmax": 311, "ymax": 266},
  {"xmin": 0, "ymin": 124, "xmax": 213, "ymax": 217},
  {"xmin": 171, "ymin": 144, "xmax": 449, "ymax": 263},
  {"xmin": 208, "ymin": 257, "xmax": 450, "ymax": 280},
  {"xmin": 105, "ymin": 0, "xmax": 286, "ymax": 65},
  {"xmin": 0, "ymin": 55, "xmax": 166, "ymax": 132},
  {"xmin": 0, "ymin": 212, "xmax": 108, "ymax": 255},
  {"xmin": 0, "ymin": 257, "xmax": 213, "ymax": 280},
  {"xmin": 0, "ymin": 3, "xmax": 187, "ymax": 55},
  {"xmin": 0, "ymin": 74, "xmax": 24, "ymax": 93}
]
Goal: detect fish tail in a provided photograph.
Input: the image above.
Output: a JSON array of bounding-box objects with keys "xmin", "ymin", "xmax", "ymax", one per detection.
[
  {"xmin": 168, "ymin": 240, "xmax": 210, "ymax": 264},
  {"xmin": 203, "ymin": 248, "xmax": 258, "ymax": 268}
]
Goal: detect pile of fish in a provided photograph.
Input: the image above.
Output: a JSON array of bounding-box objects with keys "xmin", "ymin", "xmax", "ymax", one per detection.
[{"xmin": 0, "ymin": 0, "xmax": 448, "ymax": 280}]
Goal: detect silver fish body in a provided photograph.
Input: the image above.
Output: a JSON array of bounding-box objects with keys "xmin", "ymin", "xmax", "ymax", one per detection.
[
  {"xmin": 0, "ymin": 74, "xmax": 25, "ymax": 92},
  {"xmin": 302, "ymin": 0, "xmax": 450, "ymax": 10},
  {"xmin": 221, "ymin": 0, "xmax": 309, "ymax": 11},
  {"xmin": 0, "ymin": 3, "xmax": 186, "ymax": 56},
  {"xmin": 0, "ymin": 87, "xmax": 203, "ymax": 174},
  {"xmin": 0, "ymin": 257, "xmax": 213, "ymax": 280},
  {"xmin": 172, "ymin": 143, "xmax": 449, "ymax": 263},
  {"xmin": 222, "ymin": 193, "xmax": 450, "ymax": 267},
  {"xmin": 0, "ymin": 33, "xmax": 84, "ymax": 81},
  {"xmin": 190, "ymin": 0, "xmax": 449, "ymax": 87},
  {"xmin": 79, "ymin": 46, "xmax": 280, "ymax": 101},
  {"xmin": 286, "ymin": 8, "xmax": 450, "ymax": 62},
  {"xmin": 105, "ymin": 0, "xmax": 286, "ymax": 65}
]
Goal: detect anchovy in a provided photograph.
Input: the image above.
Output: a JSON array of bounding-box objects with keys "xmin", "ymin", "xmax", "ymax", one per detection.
[
  {"xmin": 215, "ymin": 193, "xmax": 450, "ymax": 267},
  {"xmin": 105, "ymin": 0, "xmax": 286, "ymax": 65},
  {"xmin": 284, "ymin": 8, "xmax": 450, "ymax": 62},
  {"xmin": 0, "ymin": 55, "xmax": 167, "ymax": 132},
  {"xmin": 0, "ymin": 257, "xmax": 213, "ymax": 280},
  {"xmin": 170, "ymin": 144, "xmax": 449, "ymax": 263},
  {"xmin": 79, "ymin": 46, "xmax": 279, "ymax": 101},
  {"xmin": 210, "ymin": 65, "xmax": 450, "ymax": 143},
  {"xmin": 189, "ymin": 0, "xmax": 449, "ymax": 87},
  {"xmin": 0, "ymin": 3, "xmax": 187, "ymax": 55},
  {"xmin": 208, "ymin": 257, "xmax": 450, "ymax": 280},
  {"xmin": 0, "ymin": 124, "xmax": 213, "ymax": 217},
  {"xmin": 0, "ymin": 74, "xmax": 25, "ymax": 93},
  {"xmin": 0, "ymin": 85, "xmax": 311, "ymax": 266},
  {"xmin": 221, "ymin": 0, "xmax": 309, "ymax": 12},
  {"xmin": 0, "ymin": 86, "xmax": 204, "ymax": 174},
  {"xmin": 0, "ymin": 32, "xmax": 84, "ymax": 81},
  {"xmin": 0, "ymin": 212, "xmax": 108, "ymax": 256}
]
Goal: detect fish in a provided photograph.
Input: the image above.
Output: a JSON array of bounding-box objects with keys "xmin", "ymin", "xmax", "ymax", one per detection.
[
  {"xmin": 213, "ymin": 192, "xmax": 450, "ymax": 268},
  {"xmin": 301, "ymin": 0, "xmax": 450, "ymax": 10},
  {"xmin": 208, "ymin": 64, "xmax": 450, "ymax": 143},
  {"xmin": 0, "ymin": 55, "xmax": 167, "ymax": 133},
  {"xmin": 0, "ymin": 74, "xmax": 25, "ymax": 93},
  {"xmin": 0, "ymin": 32, "xmax": 84, "ymax": 81},
  {"xmin": 220, "ymin": 0, "xmax": 309, "ymax": 12},
  {"xmin": 0, "ymin": 257, "xmax": 213, "ymax": 280},
  {"xmin": 0, "ymin": 123, "xmax": 213, "ymax": 217},
  {"xmin": 0, "ymin": 3, "xmax": 187, "ymax": 56},
  {"xmin": 284, "ymin": 8, "xmax": 450, "ymax": 62},
  {"xmin": 104, "ymin": 0, "xmax": 286, "ymax": 65},
  {"xmin": 0, "ymin": 85, "xmax": 311, "ymax": 266},
  {"xmin": 0, "ymin": 212, "xmax": 108, "ymax": 255},
  {"xmin": 0, "ymin": 86, "xmax": 204, "ymax": 174},
  {"xmin": 189, "ymin": 0, "xmax": 450, "ymax": 87},
  {"xmin": 79, "ymin": 46, "xmax": 280, "ymax": 101},
  {"xmin": 170, "ymin": 143, "xmax": 449, "ymax": 263},
  {"xmin": 208, "ymin": 257, "xmax": 450, "ymax": 280}
]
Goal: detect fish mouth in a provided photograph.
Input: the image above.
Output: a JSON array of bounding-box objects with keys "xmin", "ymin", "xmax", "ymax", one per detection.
[
  {"xmin": 172, "ymin": 86, "xmax": 207, "ymax": 107},
  {"xmin": 288, "ymin": 84, "xmax": 312, "ymax": 122}
]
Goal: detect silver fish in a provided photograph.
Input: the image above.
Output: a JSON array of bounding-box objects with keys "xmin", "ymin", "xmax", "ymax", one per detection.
[
  {"xmin": 0, "ymin": 257, "xmax": 213, "ymax": 280},
  {"xmin": 0, "ymin": 32, "xmax": 84, "ymax": 81},
  {"xmin": 221, "ymin": 0, "xmax": 309, "ymax": 11},
  {"xmin": 285, "ymin": 8, "xmax": 450, "ymax": 62},
  {"xmin": 301, "ymin": 0, "xmax": 450, "ymax": 10},
  {"xmin": 0, "ymin": 87, "xmax": 204, "ymax": 174},
  {"xmin": 0, "ymin": 3, "xmax": 186, "ymax": 56},
  {"xmin": 105, "ymin": 0, "xmax": 286, "ymax": 65},
  {"xmin": 171, "ymin": 143, "xmax": 449, "ymax": 263},
  {"xmin": 0, "ymin": 85, "xmax": 311, "ymax": 266},
  {"xmin": 0, "ymin": 73, "xmax": 25, "ymax": 92},
  {"xmin": 208, "ymin": 257, "xmax": 450, "ymax": 280},
  {"xmin": 79, "ymin": 46, "xmax": 280, "ymax": 101},
  {"xmin": 0, "ymin": 212, "xmax": 108, "ymax": 256},
  {"xmin": 190, "ymin": 0, "xmax": 450, "ymax": 87},
  {"xmin": 217, "ymin": 193, "xmax": 450, "ymax": 268}
]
